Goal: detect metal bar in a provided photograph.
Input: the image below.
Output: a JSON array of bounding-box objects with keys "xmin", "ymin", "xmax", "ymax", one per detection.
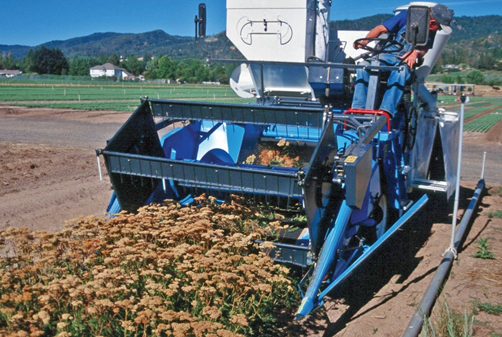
[
  {"xmin": 296, "ymin": 200, "xmax": 353, "ymax": 320},
  {"xmin": 208, "ymin": 58, "xmax": 403, "ymax": 71},
  {"xmin": 403, "ymin": 180, "xmax": 485, "ymax": 337},
  {"xmin": 255, "ymin": 241, "xmax": 310, "ymax": 267},
  {"xmin": 449, "ymin": 98, "xmax": 465, "ymax": 251},
  {"xmin": 150, "ymin": 100, "xmax": 325, "ymax": 127},
  {"xmin": 481, "ymin": 151, "xmax": 486, "ymax": 180},
  {"xmin": 359, "ymin": 115, "xmax": 387, "ymax": 144},
  {"xmin": 96, "ymin": 155, "xmax": 103, "ymax": 181},
  {"xmin": 103, "ymin": 150, "xmax": 302, "ymax": 198}
]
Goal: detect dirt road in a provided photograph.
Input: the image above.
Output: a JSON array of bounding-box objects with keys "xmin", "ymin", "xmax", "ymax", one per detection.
[
  {"xmin": 0, "ymin": 106, "xmax": 129, "ymax": 231},
  {"xmin": 1, "ymin": 104, "xmax": 502, "ymax": 336}
]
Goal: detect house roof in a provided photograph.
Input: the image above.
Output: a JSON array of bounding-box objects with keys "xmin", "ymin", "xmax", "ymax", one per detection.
[
  {"xmin": 0, "ymin": 69, "xmax": 21, "ymax": 75},
  {"xmin": 90, "ymin": 63, "xmax": 124, "ymax": 71}
]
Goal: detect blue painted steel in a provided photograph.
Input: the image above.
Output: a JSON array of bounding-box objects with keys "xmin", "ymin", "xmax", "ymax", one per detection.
[
  {"xmin": 106, "ymin": 192, "xmax": 121, "ymax": 213},
  {"xmin": 296, "ymin": 194, "xmax": 428, "ymax": 319},
  {"xmin": 296, "ymin": 200, "xmax": 353, "ymax": 319}
]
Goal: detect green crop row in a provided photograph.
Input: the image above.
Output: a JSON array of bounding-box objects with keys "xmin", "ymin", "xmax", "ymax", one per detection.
[
  {"xmin": 464, "ymin": 103, "xmax": 502, "ymax": 119},
  {"xmin": 0, "ymin": 85, "xmax": 237, "ymax": 102},
  {"xmin": 464, "ymin": 112, "xmax": 502, "ymax": 132},
  {"xmin": 11, "ymin": 101, "xmax": 140, "ymax": 112},
  {"xmin": 11, "ymin": 97, "xmax": 254, "ymax": 112}
]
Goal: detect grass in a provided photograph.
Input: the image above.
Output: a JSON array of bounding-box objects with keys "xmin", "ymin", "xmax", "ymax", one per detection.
[
  {"xmin": 0, "ymin": 84, "xmax": 237, "ymax": 102},
  {"xmin": 475, "ymin": 302, "xmax": 502, "ymax": 316},
  {"xmin": 0, "ymin": 80, "xmax": 254, "ymax": 112},
  {"xmin": 420, "ymin": 301, "xmax": 474, "ymax": 337},
  {"xmin": 492, "ymin": 186, "xmax": 502, "ymax": 197},
  {"xmin": 471, "ymin": 238, "xmax": 496, "ymax": 259},
  {"xmin": 486, "ymin": 210, "xmax": 502, "ymax": 219}
]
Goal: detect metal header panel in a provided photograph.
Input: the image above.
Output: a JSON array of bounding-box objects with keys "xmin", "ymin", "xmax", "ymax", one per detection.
[{"xmin": 226, "ymin": 0, "xmax": 316, "ymax": 62}]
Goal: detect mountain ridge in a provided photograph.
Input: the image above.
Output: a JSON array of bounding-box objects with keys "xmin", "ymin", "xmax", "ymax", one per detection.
[{"xmin": 1, "ymin": 14, "xmax": 501, "ymax": 60}]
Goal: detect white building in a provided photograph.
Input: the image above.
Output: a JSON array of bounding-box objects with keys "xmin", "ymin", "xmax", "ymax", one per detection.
[
  {"xmin": 0, "ymin": 69, "xmax": 22, "ymax": 77},
  {"xmin": 89, "ymin": 63, "xmax": 132, "ymax": 79}
]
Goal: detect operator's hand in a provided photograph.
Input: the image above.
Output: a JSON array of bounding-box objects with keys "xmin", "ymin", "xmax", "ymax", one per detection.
[
  {"xmin": 353, "ymin": 40, "xmax": 368, "ymax": 50},
  {"xmin": 400, "ymin": 50, "xmax": 420, "ymax": 68}
]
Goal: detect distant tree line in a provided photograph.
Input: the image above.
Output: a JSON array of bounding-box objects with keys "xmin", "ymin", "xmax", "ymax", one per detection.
[
  {"xmin": 438, "ymin": 69, "xmax": 489, "ymax": 86},
  {"xmin": 2, "ymin": 46, "xmax": 234, "ymax": 84},
  {"xmin": 2, "ymin": 36, "xmax": 501, "ymax": 85}
]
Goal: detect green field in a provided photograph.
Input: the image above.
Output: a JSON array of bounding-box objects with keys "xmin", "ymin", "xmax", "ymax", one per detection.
[
  {"xmin": 1, "ymin": 79, "xmax": 501, "ymax": 133},
  {"xmin": 465, "ymin": 112, "xmax": 502, "ymax": 132},
  {"xmin": 0, "ymin": 80, "xmax": 252, "ymax": 112}
]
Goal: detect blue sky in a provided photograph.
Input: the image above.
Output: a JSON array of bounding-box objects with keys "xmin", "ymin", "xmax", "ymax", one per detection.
[{"xmin": 1, "ymin": 0, "xmax": 501, "ymax": 46}]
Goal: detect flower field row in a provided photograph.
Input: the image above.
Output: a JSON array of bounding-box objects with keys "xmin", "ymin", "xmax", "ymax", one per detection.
[{"xmin": 0, "ymin": 196, "xmax": 301, "ymax": 336}]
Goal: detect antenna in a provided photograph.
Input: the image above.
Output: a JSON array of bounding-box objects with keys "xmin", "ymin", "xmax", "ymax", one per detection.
[
  {"xmin": 194, "ymin": 3, "xmax": 211, "ymax": 59},
  {"xmin": 194, "ymin": 3, "xmax": 206, "ymax": 40}
]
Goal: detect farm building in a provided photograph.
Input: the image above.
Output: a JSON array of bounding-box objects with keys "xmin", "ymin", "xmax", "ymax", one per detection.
[
  {"xmin": 0, "ymin": 69, "xmax": 21, "ymax": 77},
  {"xmin": 89, "ymin": 63, "xmax": 132, "ymax": 79}
]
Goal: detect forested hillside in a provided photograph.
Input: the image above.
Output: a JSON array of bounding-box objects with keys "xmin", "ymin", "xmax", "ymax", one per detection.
[
  {"xmin": 1, "ymin": 14, "xmax": 501, "ymax": 83},
  {"xmin": 0, "ymin": 30, "xmax": 242, "ymax": 61},
  {"xmin": 1, "ymin": 14, "xmax": 500, "ymax": 61}
]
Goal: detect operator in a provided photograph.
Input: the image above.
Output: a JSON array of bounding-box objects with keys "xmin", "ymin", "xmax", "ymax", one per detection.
[{"xmin": 351, "ymin": 4, "xmax": 454, "ymax": 118}]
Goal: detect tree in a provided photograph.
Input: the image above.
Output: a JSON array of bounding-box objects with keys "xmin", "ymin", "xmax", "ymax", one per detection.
[
  {"xmin": 22, "ymin": 46, "xmax": 69, "ymax": 75},
  {"xmin": 122, "ymin": 56, "xmax": 145, "ymax": 76},
  {"xmin": 0, "ymin": 53, "xmax": 17, "ymax": 69},
  {"xmin": 21, "ymin": 49, "xmax": 36, "ymax": 73},
  {"xmin": 144, "ymin": 56, "xmax": 160, "ymax": 79},
  {"xmin": 107, "ymin": 54, "xmax": 120, "ymax": 66},
  {"xmin": 466, "ymin": 69, "xmax": 485, "ymax": 85},
  {"xmin": 455, "ymin": 74, "xmax": 464, "ymax": 84},
  {"xmin": 441, "ymin": 74, "xmax": 454, "ymax": 84},
  {"xmin": 69, "ymin": 56, "xmax": 101, "ymax": 76},
  {"xmin": 157, "ymin": 55, "xmax": 176, "ymax": 80}
]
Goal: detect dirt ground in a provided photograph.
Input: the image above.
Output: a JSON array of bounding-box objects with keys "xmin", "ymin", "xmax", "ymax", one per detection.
[{"xmin": 1, "ymin": 103, "xmax": 502, "ymax": 336}]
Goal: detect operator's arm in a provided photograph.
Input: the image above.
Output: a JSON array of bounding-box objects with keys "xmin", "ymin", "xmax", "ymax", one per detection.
[{"xmin": 354, "ymin": 25, "xmax": 389, "ymax": 49}]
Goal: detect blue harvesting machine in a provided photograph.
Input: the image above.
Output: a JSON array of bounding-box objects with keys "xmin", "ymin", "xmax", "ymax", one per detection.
[{"xmin": 97, "ymin": 1, "xmax": 461, "ymax": 319}]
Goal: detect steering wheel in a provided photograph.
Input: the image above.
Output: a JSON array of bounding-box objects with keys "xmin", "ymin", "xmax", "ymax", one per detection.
[{"xmin": 354, "ymin": 37, "xmax": 403, "ymax": 55}]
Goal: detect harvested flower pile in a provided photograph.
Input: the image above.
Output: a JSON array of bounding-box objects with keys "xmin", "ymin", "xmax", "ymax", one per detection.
[{"xmin": 0, "ymin": 196, "xmax": 300, "ymax": 336}]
